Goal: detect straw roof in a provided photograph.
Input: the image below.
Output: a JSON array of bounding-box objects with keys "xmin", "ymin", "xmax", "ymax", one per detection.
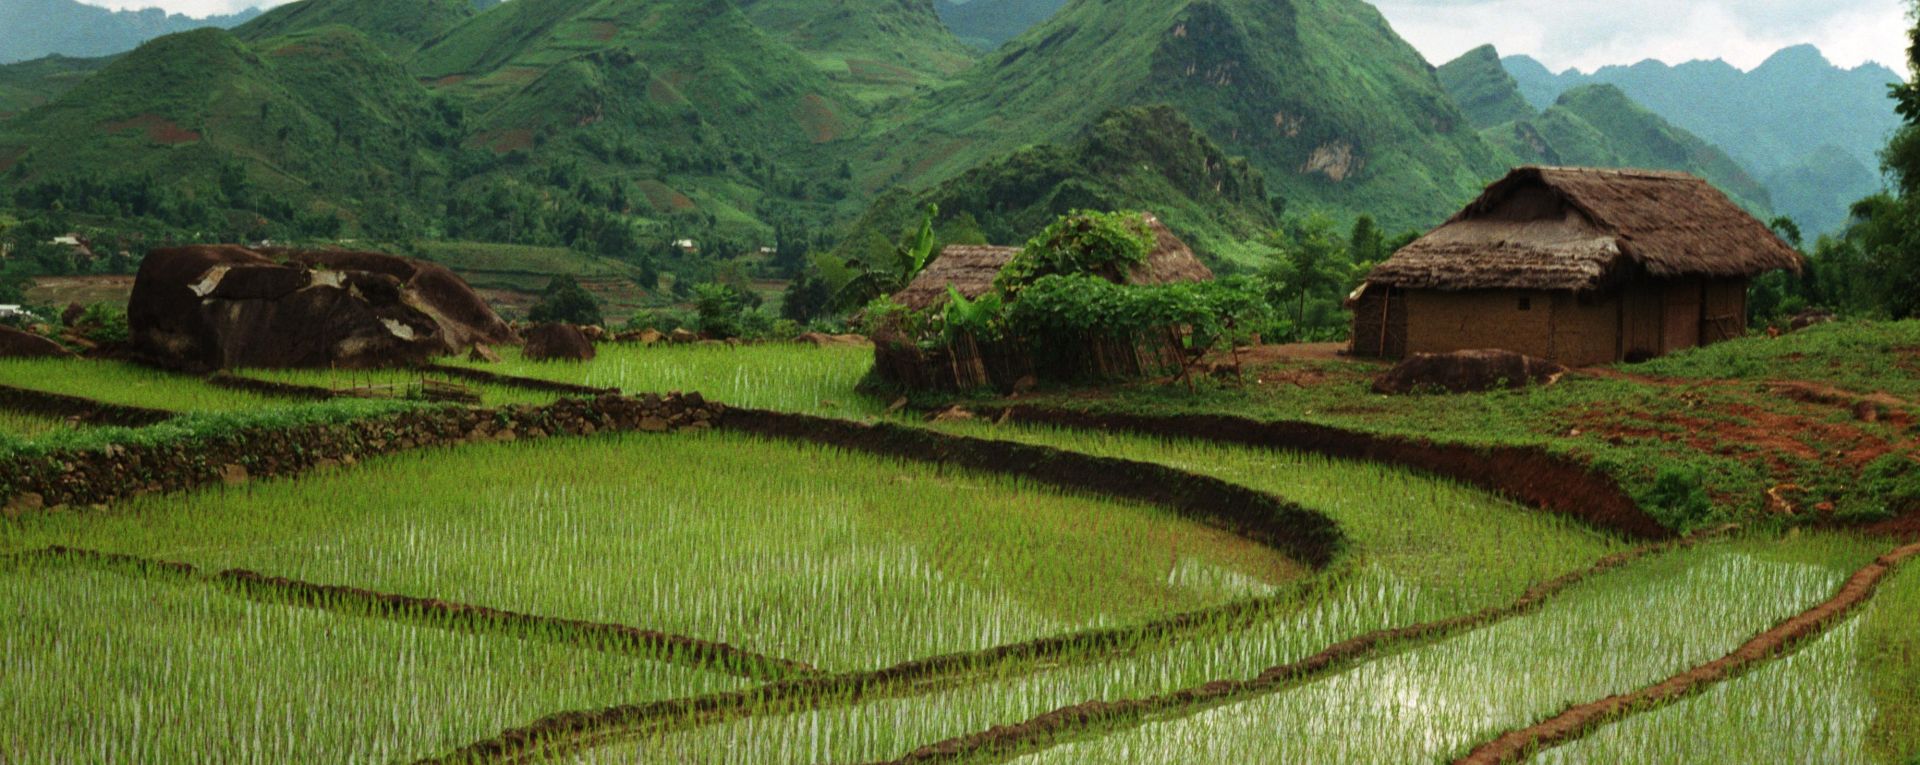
[
  {"xmin": 892, "ymin": 214, "xmax": 1214, "ymax": 310},
  {"xmin": 1365, "ymin": 166, "xmax": 1804, "ymax": 292}
]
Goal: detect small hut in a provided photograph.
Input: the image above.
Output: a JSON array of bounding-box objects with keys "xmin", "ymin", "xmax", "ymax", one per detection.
[
  {"xmin": 876, "ymin": 213, "xmax": 1214, "ymax": 391},
  {"xmin": 1349, "ymin": 166, "xmax": 1803, "ymax": 366}
]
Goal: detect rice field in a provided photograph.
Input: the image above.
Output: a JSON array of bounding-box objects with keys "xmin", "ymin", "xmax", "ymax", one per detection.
[
  {"xmin": 6, "ymin": 431, "xmax": 1309, "ymax": 670},
  {"xmin": 0, "ymin": 561, "xmax": 746, "ymax": 764},
  {"xmin": 0, "ymin": 408, "xmax": 81, "ymax": 438},
  {"xmin": 3, "ymin": 346, "xmax": 1917, "ymax": 764},
  {"xmin": 0, "ymin": 358, "xmax": 293, "ymax": 413},
  {"xmin": 237, "ymin": 365, "xmax": 563, "ymax": 408},
  {"xmin": 441, "ymin": 343, "xmax": 885, "ymax": 417}
]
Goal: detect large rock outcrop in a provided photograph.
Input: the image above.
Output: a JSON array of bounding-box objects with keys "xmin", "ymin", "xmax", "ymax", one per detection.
[
  {"xmin": 129, "ymin": 246, "xmax": 517, "ymax": 370},
  {"xmin": 522, "ymin": 323, "xmax": 595, "ymax": 362},
  {"xmin": 1372, "ymin": 349, "xmax": 1568, "ymax": 395}
]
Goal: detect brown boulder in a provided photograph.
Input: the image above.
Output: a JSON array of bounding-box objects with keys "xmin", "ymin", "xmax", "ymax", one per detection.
[
  {"xmin": 1788, "ymin": 308, "xmax": 1837, "ymax": 332},
  {"xmin": 61, "ymin": 303, "xmax": 85, "ymax": 327},
  {"xmin": 1372, "ymin": 349, "xmax": 1567, "ymax": 395},
  {"xmin": 667, "ymin": 328, "xmax": 700, "ymax": 345},
  {"xmin": 0, "ymin": 325, "xmax": 74, "ymax": 358},
  {"xmin": 468, "ymin": 343, "xmax": 502, "ymax": 364},
  {"xmin": 523, "ymin": 323, "xmax": 596, "ymax": 362},
  {"xmin": 129, "ymin": 246, "xmax": 517, "ymax": 370}
]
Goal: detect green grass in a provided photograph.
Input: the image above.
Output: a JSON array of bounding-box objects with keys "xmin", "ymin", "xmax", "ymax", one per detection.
[
  {"xmin": 1865, "ymin": 561, "xmax": 1920, "ymax": 764},
  {"xmin": 411, "ymin": 240, "xmax": 649, "ymax": 294},
  {"xmin": 1007, "ymin": 534, "xmax": 1880, "ymax": 764},
  {"xmin": 3, "ymin": 430, "xmax": 1304, "ymax": 671},
  {"xmin": 445, "ymin": 343, "xmax": 885, "ymax": 417},
  {"xmin": 0, "ymin": 561, "xmax": 745, "ymax": 764},
  {"xmin": 1008, "ymin": 320, "xmax": 1920, "ymax": 527},
  {"xmin": 0, "ymin": 358, "xmax": 300, "ymax": 413}
]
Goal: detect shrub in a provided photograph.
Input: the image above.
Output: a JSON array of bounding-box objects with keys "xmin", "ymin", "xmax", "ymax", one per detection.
[
  {"xmin": 77, "ymin": 303, "xmax": 129, "ymax": 345},
  {"xmin": 528, "ymin": 276, "xmax": 603, "ymax": 326},
  {"xmin": 996, "ymin": 210, "xmax": 1153, "ymax": 297},
  {"xmin": 1643, "ymin": 466, "xmax": 1714, "ymax": 528}
]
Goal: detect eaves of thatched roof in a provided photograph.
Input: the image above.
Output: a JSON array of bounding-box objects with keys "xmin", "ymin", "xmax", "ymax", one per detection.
[{"xmin": 1366, "ymin": 166, "xmax": 1804, "ymax": 292}]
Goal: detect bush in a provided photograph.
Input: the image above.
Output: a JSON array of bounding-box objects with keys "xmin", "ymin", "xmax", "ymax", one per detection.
[
  {"xmin": 528, "ymin": 276, "xmax": 603, "ymax": 326},
  {"xmin": 76, "ymin": 303, "xmax": 129, "ymax": 345},
  {"xmin": 1644, "ymin": 466, "xmax": 1715, "ymax": 528},
  {"xmin": 1847, "ymin": 454, "xmax": 1920, "ymax": 520},
  {"xmin": 996, "ymin": 210, "xmax": 1153, "ymax": 296}
]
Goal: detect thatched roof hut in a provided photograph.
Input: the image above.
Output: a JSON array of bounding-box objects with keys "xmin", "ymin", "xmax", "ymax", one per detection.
[
  {"xmin": 1351, "ymin": 166, "xmax": 1802, "ymax": 366},
  {"xmin": 1365, "ymin": 166, "xmax": 1803, "ymax": 293},
  {"xmin": 892, "ymin": 213, "xmax": 1213, "ymax": 311}
]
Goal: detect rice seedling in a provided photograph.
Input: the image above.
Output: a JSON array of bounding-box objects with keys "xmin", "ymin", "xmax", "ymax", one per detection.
[
  {"xmin": 238, "ymin": 365, "xmax": 561, "ymax": 408},
  {"xmin": 0, "ymin": 408, "xmax": 82, "ymax": 438},
  {"xmin": 0, "ymin": 358, "xmax": 291, "ymax": 412},
  {"xmin": 443, "ymin": 343, "xmax": 884, "ymax": 416},
  {"xmin": 1531, "ymin": 559, "xmax": 1920, "ymax": 765},
  {"xmin": 8, "ymin": 430, "xmax": 1306, "ymax": 670},
  {"xmin": 1001, "ymin": 534, "xmax": 1882, "ymax": 765},
  {"xmin": 0, "ymin": 562, "xmax": 746, "ymax": 764}
]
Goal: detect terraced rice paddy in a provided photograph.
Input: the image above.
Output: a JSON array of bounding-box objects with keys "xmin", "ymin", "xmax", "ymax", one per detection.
[
  {"xmin": 0, "ymin": 408, "xmax": 79, "ymax": 438},
  {"xmin": 442, "ymin": 343, "xmax": 883, "ymax": 416},
  {"xmin": 3, "ymin": 346, "xmax": 1917, "ymax": 764},
  {"xmin": 0, "ymin": 358, "xmax": 292, "ymax": 412}
]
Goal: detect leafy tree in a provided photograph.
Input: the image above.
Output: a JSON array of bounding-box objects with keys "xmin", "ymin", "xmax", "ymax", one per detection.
[
  {"xmin": 528, "ymin": 275, "xmax": 604, "ymax": 326},
  {"xmin": 1264, "ymin": 214, "xmax": 1351, "ymax": 341},
  {"xmin": 1348, "ymin": 215, "xmax": 1387, "ymax": 267},
  {"xmin": 830, "ymin": 204, "xmax": 940, "ymax": 311},
  {"xmin": 780, "ymin": 269, "xmax": 834, "ymax": 324}
]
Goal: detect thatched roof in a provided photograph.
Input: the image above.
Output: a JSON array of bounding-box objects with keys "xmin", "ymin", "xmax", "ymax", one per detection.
[
  {"xmin": 892, "ymin": 214, "xmax": 1214, "ymax": 310},
  {"xmin": 1365, "ymin": 166, "xmax": 1804, "ymax": 292}
]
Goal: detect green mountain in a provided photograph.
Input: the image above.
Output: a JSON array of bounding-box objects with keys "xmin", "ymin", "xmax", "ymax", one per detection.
[
  {"xmin": 1437, "ymin": 45, "xmax": 1535, "ymax": 130},
  {"xmin": 864, "ymin": 0, "xmax": 1509, "ymax": 232},
  {"xmin": 1764, "ymin": 145, "xmax": 1880, "ymax": 235},
  {"xmin": 0, "ymin": 0, "xmax": 260, "ymax": 64},
  {"xmin": 932, "ymin": 0, "xmax": 1066, "ymax": 50},
  {"xmin": 233, "ymin": 0, "xmax": 479, "ymax": 57},
  {"xmin": 0, "ymin": 55, "xmax": 113, "ymax": 121},
  {"xmin": 843, "ymin": 105, "xmax": 1279, "ymax": 265},
  {"xmin": 1502, "ymin": 46, "xmax": 1899, "ymax": 232},
  {"xmin": 0, "ymin": 26, "xmax": 454, "ymax": 224},
  {"xmin": 1484, "ymin": 84, "xmax": 1772, "ymax": 213},
  {"xmin": 736, "ymin": 0, "xmax": 977, "ymax": 103}
]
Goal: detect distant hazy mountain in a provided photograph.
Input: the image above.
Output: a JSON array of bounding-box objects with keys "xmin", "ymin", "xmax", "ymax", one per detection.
[
  {"xmin": 0, "ymin": 0, "xmax": 261, "ymax": 63},
  {"xmin": 1502, "ymin": 45, "xmax": 1897, "ymax": 230},
  {"xmin": 932, "ymin": 0, "xmax": 1065, "ymax": 50}
]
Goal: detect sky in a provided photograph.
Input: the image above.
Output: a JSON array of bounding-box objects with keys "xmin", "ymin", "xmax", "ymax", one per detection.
[{"xmin": 76, "ymin": 0, "xmax": 1914, "ymax": 74}]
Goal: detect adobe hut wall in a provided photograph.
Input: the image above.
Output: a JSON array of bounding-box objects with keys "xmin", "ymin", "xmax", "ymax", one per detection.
[
  {"xmin": 1701, "ymin": 278, "xmax": 1749, "ymax": 344},
  {"xmin": 1548, "ymin": 290, "xmax": 1624, "ymax": 367},
  {"xmin": 1405, "ymin": 289, "xmax": 1558, "ymax": 360}
]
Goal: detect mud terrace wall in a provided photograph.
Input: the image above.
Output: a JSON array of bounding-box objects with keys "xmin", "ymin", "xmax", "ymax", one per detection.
[
  {"xmin": 0, "ymin": 383, "xmax": 176, "ymax": 428},
  {"xmin": 0, "ymin": 393, "xmax": 722, "ymax": 515},
  {"xmin": 989, "ymin": 406, "xmax": 1672, "ymax": 539}
]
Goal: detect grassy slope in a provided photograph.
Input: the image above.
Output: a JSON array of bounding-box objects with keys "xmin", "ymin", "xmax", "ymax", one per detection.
[
  {"xmin": 1436, "ymin": 44, "xmax": 1536, "ymax": 130},
  {"xmin": 1484, "ymin": 84, "xmax": 1774, "ymax": 214},
  {"xmin": 840, "ymin": 105, "xmax": 1280, "ymax": 267},
  {"xmin": 0, "ymin": 26, "xmax": 454, "ymax": 218},
  {"xmin": 861, "ymin": 0, "xmax": 1510, "ymax": 232},
  {"xmin": 413, "ymin": 0, "xmax": 867, "ymax": 240},
  {"xmin": 232, "ymin": 0, "xmax": 476, "ymax": 57},
  {"xmin": 0, "ymin": 54, "xmax": 113, "ymax": 120},
  {"xmin": 736, "ymin": 0, "xmax": 977, "ymax": 105},
  {"xmin": 1000, "ymin": 321, "xmax": 1920, "ymax": 529}
]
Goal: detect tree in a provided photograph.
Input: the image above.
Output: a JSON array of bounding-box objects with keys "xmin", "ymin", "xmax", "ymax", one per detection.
[
  {"xmin": 1348, "ymin": 215, "xmax": 1387, "ymax": 267},
  {"xmin": 1264, "ymin": 214, "xmax": 1350, "ymax": 341},
  {"xmin": 528, "ymin": 275, "xmax": 604, "ymax": 326},
  {"xmin": 830, "ymin": 204, "xmax": 939, "ymax": 311}
]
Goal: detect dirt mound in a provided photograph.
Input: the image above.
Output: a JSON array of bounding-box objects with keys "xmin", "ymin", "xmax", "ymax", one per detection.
[
  {"xmin": 795, "ymin": 332, "xmax": 870, "ymax": 348},
  {"xmin": 129, "ymin": 246, "xmax": 516, "ymax": 370},
  {"xmin": 523, "ymin": 324, "xmax": 596, "ymax": 362},
  {"xmin": 0, "ymin": 326, "xmax": 73, "ymax": 358},
  {"xmin": 1372, "ymin": 350, "xmax": 1567, "ymax": 395}
]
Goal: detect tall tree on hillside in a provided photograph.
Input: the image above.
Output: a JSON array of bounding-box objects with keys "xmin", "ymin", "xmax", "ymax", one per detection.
[
  {"xmin": 1265, "ymin": 214, "xmax": 1350, "ymax": 341},
  {"xmin": 1860, "ymin": 2, "xmax": 1920, "ymax": 318}
]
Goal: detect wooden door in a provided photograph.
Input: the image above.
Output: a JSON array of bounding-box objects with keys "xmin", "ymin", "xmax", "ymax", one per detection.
[
  {"xmin": 1621, "ymin": 287, "xmax": 1663, "ymax": 361},
  {"xmin": 1663, "ymin": 280, "xmax": 1702, "ymax": 353}
]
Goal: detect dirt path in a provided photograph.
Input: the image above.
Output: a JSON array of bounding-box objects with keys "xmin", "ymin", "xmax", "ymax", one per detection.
[
  {"xmin": 1453, "ymin": 538, "xmax": 1920, "ymax": 765},
  {"xmin": 9, "ymin": 546, "xmax": 818, "ymax": 682}
]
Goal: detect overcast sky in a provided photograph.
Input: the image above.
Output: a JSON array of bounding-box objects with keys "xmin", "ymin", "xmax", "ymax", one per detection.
[{"xmin": 79, "ymin": 0, "xmax": 1914, "ymax": 74}]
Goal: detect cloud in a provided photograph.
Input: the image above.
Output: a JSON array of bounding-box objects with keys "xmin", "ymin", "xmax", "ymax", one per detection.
[
  {"xmin": 1372, "ymin": 0, "xmax": 1910, "ymax": 72},
  {"xmin": 72, "ymin": 0, "xmax": 294, "ymax": 18}
]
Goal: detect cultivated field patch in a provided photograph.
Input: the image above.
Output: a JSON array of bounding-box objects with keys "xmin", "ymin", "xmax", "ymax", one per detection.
[{"xmin": 100, "ymin": 113, "xmax": 201, "ymax": 145}]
